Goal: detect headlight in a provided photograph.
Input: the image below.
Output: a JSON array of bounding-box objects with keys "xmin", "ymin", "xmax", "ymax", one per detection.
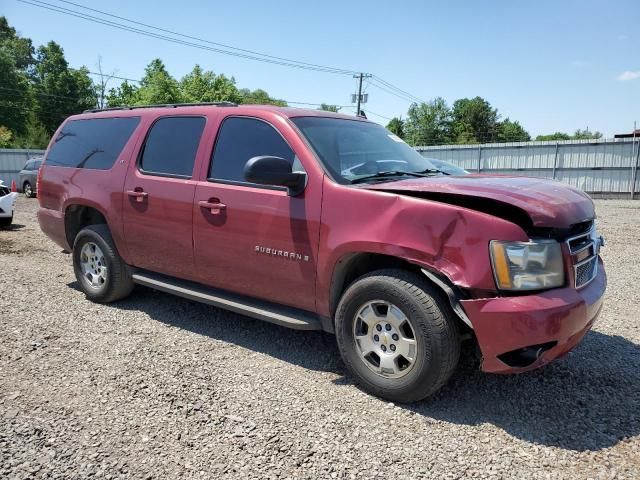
[{"xmin": 490, "ymin": 240, "xmax": 565, "ymax": 291}]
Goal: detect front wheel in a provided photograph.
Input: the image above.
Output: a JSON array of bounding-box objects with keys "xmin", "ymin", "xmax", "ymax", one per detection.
[
  {"xmin": 72, "ymin": 224, "xmax": 134, "ymax": 303},
  {"xmin": 335, "ymin": 269, "xmax": 460, "ymax": 402}
]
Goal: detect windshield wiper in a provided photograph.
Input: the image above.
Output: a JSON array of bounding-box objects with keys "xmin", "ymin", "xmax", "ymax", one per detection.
[
  {"xmin": 416, "ymin": 168, "xmax": 448, "ymax": 175},
  {"xmin": 351, "ymin": 170, "xmax": 433, "ymax": 184}
]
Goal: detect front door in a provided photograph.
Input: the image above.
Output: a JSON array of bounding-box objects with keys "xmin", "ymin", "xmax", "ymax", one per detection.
[
  {"xmin": 192, "ymin": 116, "xmax": 321, "ymax": 312},
  {"xmin": 122, "ymin": 116, "xmax": 207, "ymax": 281}
]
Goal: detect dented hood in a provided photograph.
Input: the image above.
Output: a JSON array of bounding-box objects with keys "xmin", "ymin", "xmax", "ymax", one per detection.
[{"xmin": 362, "ymin": 175, "xmax": 594, "ymax": 228}]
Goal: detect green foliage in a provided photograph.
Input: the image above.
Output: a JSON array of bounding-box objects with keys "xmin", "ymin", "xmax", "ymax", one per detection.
[
  {"xmin": 238, "ymin": 88, "xmax": 286, "ymax": 106},
  {"xmin": 535, "ymin": 132, "xmax": 572, "ymax": 141},
  {"xmin": 0, "ymin": 125, "xmax": 12, "ymax": 147},
  {"xmin": 0, "ymin": 16, "xmax": 34, "ymax": 70},
  {"xmin": 319, "ymin": 103, "xmax": 340, "ymax": 112},
  {"xmin": 11, "ymin": 116, "xmax": 50, "ymax": 149},
  {"xmin": 136, "ymin": 58, "xmax": 182, "ymax": 105},
  {"xmin": 106, "ymin": 81, "xmax": 139, "ymax": 107},
  {"xmin": 496, "ymin": 119, "xmax": 531, "ymax": 142},
  {"xmin": 572, "ymin": 128, "xmax": 602, "ymax": 140},
  {"xmin": 401, "ymin": 96, "xmax": 532, "ymax": 146},
  {"xmin": 404, "ymin": 97, "xmax": 452, "ymax": 146},
  {"xmin": 180, "ymin": 65, "xmax": 241, "ymax": 103},
  {"xmin": 535, "ymin": 129, "xmax": 602, "ymax": 141},
  {"xmin": 386, "ymin": 117, "xmax": 405, "ymax": 139},
  {"xmin": 33, "ymin": 41, "xmax": 96, "ymax": 133},
  {"xmin": 451, "ymin": 97, "xmax": 499, "ymax": 143},
  {"xmin": 0, "ymin": 48, "xmax": 32, "ymax": 135}
]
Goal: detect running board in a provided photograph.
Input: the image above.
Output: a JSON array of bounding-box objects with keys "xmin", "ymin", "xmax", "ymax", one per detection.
[{"xmin": 131, "ymin": 271, "xmax": 324, "ymax": 331}]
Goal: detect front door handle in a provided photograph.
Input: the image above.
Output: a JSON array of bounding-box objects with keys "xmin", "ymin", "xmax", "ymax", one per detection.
[
  {"xmin": 126, "ymin": 189, "xmax": 148, "ymax": 202},
  {"xmin": 199, "ymin": 199, "xmax": 227, "ymax": 215}
]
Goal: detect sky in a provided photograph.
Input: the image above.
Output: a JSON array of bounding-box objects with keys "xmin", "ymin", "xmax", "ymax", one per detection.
[{"xmin": 2, "ymin": 0, "xmax": 639, "ymax": 137}]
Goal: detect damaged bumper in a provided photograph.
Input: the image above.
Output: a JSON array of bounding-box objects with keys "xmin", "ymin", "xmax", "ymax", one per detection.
[{"xmin": 461, "ymin": 258, "xmax": 606, "ymax": 373}]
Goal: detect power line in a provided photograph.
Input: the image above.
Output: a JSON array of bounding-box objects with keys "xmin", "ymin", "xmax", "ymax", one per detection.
[
  {"xmin": 372, "ymin": 76, "xmax": 425, "ymax": 104},
  {"xmin": 17, "ymin": 0, "xmax": 359, "ymax": 75},
  {"xmin": 54, "ymin": 0, "xmax": 358, "ymax": 75},
  {"xmin": 368, "ymin": 81, "xmax": 418, "ymax": 104},
  {"xmin": 16, "ymin": 0, "xmax": 427, "ymax": 109}
]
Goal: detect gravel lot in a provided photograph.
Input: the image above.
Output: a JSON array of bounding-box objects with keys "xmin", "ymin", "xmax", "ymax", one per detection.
[{"xmin": 1, "ymin": 196, "xmax": 639, "ymax": 479}]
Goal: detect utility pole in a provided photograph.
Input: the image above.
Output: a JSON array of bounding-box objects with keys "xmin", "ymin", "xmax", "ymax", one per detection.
[{"xmin": 353, "ymin": 73, "xmax": 372, "ymax": 116}]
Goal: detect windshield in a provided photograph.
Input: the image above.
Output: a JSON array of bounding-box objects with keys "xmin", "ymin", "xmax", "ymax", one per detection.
[{"xmin": 291, "ymin": 117, "xmax": 440, "ymax": 184}]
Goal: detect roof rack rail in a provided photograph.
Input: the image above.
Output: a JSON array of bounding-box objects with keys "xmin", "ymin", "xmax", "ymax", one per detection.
[{"xmin": 83, "ymin": 101, "xmax": 237, "ymax": 113}]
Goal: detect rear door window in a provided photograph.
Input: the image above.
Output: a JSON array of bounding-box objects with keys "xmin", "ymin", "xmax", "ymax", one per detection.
[
  {"xmin": 46, "ymin": 117, "xmax": 140, "ymax": 170},
  {"xmin": 139, "ymin": 117, "xmax": 206, "ymax": 178}
]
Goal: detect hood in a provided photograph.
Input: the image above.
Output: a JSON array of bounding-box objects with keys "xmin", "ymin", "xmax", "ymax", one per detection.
[{"xmin": 362, "ymin": 175, "xmax": 594, "ymax": 230}]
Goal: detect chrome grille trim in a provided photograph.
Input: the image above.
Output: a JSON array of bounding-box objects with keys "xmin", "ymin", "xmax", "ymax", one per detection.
[{"xmin": 566, "ymin": 227, "xmax": 599, "ymax": 289}]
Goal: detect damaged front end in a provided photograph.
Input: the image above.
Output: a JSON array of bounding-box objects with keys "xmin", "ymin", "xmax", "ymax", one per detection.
[{"xmin": 361, "ymin": 175, "xmax": 606, "ymax": 373}]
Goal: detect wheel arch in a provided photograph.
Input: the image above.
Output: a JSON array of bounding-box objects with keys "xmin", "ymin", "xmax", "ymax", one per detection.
[
  {"xmin": 64, "ymin": 203, "xmax": 110, "ymax": 249},
  {"xmin": 328, "ymin": 251, "xmax": 473, "ymax": 333}
]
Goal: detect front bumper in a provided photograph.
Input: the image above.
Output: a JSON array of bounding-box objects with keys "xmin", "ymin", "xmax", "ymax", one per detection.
[{"xmin": 461, "ymin": 258, "xmax": 606, "ymax": 373}]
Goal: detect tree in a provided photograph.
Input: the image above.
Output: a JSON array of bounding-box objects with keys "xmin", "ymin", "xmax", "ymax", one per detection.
[
  {"xmin": 106, "ymin": 80, "xmax": 139, "ymax": 107},
  {"xmin": 238, "ymin": 88, "xmax": 286, "ymax": 106},
  {"xmin": 573, "ymin": 128, "xmax": 602, "ymax": 140},
  {"xmin": 0, "ymin": 126, "xmax": 12, "ymax": 148},
  {"xmin": 0, "ymin": 16, "xmax": 35, "ymax": 71},
  {"xmin": 535, "ymin": 129, "xmax": 603, "ymax": 141},
  {"xmin": 451, "ymin": 97, "xmax": 499, "ymax": 143},
  {"xmin": 496, "ymin": 119, "xmax": 530, "ymax": 142},
  {"xmin": 535, "ymin": 132, "xmax": 571, "ymax": 141},
  {"xmin": 180, "ymin": 64, "xmax": 241, "ymax": 103},
  {"xmin": 319, "ymin": 103, "xmax": 340, "ymax": 112},
  {"xmin": 11, "ymin": 116, "xmax": 50, "ymax": 149},
  {"xmin": 136, "ymin": 58, "xmax": 182, "ymax": 105},
  {"xmin": 386, "ymin": 117, "xmax": 405, "ymax": 139},
  {"xmin": 0, "ymin": 49, "xmax": 32, "ymax": 135},
  {"xmin": 33, "ymin": 41, "xmax": 96, "ymax": 133},
  {"xmin": 403, "ymin": 97, "xmax": 452, "ymax": 146}
]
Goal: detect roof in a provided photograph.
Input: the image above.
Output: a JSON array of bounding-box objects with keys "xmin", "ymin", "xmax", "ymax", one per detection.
[{"xmin": 76, "ymin": 103, "xmax": 368, "ymax": 123}]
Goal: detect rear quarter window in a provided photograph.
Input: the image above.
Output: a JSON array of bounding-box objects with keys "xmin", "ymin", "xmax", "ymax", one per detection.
[{"xmin": 46, "ymin": 117, "xmax": 140, "ymax": 170}]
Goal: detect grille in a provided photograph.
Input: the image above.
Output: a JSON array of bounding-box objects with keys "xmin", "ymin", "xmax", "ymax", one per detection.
[{"xmin": 567, "ymin": 227, "xmax": 599, "ymax": 288}]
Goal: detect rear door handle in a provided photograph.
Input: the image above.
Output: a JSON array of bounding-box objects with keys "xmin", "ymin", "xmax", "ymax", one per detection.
[
  {"xmin": 199, "ymin": 200, "xmax": 226, "ymax": 215},
  {"xmin": 126, "ymin": 190, "xmax": 148, "ymax": 202}
]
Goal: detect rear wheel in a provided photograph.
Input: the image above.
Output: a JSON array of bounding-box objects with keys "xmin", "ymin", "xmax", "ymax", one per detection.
[
  {"xmin": 72, "ymin": 224, "xmax": 134, "ymax": 303},
  {"xmin": 335, "ymin": 269, "xmax": 460, "ymax": 402},
  {"xmin": 23, "ymin": 182, "xmax": 34, "ymax": 198}
]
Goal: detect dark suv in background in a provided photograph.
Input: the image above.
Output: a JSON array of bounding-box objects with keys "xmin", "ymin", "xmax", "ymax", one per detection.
[{"xmin": 19, "ymin": 157, "xmax": 43, "ymax": 198}]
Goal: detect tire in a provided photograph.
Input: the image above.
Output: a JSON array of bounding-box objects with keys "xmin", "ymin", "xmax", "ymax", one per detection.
[
  {"xmin": 23, "ymin": 182, "xmax": 34, "ymax": 198},
  {"xmin": 72, "ymin": 224, "xmax": 134, "ymax": 303},
  {"xmin": 0, "ymin": 215, "xmax": 12, "ymax": 228},
  {"xmin": 335, "ymin": 269, "xmax": 460, "ymax": 403}
]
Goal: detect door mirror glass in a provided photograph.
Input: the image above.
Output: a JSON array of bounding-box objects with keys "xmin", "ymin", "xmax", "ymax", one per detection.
[{"xmin": 244, "ymin": 156, "xmax": 306, "ymax": 196}]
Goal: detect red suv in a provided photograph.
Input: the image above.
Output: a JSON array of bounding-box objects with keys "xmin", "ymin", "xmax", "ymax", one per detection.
[{"xmin": 38, "ymin": 103, "xmax": 606, "ymax": 402}]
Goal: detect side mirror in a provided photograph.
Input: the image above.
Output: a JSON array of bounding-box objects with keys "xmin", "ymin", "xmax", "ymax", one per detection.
[{"xmin": 244, "ymin": 156, "xmax": 306, "ymax": 196}]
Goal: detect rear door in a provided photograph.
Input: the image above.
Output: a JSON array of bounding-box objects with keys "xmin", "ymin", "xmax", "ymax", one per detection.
[
  {"xmin": 192, "ymin": 115, "xmax": 321, "ymax": 312},
  {"xmin": 122, "ymin": 115, "xmax": 207, "ymax": 281}
]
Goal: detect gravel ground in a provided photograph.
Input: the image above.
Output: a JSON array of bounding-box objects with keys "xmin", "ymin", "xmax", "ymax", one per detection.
[{"xmin": 1, "ymin": 196, "xmax": 639, "ymax": 479}]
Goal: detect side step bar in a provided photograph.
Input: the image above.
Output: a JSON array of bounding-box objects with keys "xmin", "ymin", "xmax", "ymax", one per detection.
[{"xmin": 131, "ymin": 271, "xmax": 325, "ymax": 331}]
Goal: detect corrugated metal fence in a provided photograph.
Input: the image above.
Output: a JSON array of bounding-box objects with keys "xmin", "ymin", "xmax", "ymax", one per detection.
[
  {"xmin": 3, "ymin": 140, "xmax": 640, "ymax": 197},
  {"xmin": 417, "ymin": 138, "xmax": 640, "ymax": 198},
  {"xmin": 0, "ymin": 149, "xmax": 46, "ymax": 190}
]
